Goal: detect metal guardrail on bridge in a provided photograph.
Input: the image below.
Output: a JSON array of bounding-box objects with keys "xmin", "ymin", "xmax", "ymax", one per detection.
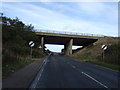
[{"xmin": 35, "ymin": 29, "xmax": 105, "ymax": 37}]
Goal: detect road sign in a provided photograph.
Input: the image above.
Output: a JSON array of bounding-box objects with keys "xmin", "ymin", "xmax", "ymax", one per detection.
[
  {"xmin": 101, "ymin": 44, "xmax": 107, "ymax": 50},
  {"xmin": 31, "ymin": 43, "xmax": 35, "ymax": 47},
  {"xmin": 101, "ymin": 44, "xmax": 108, "ymax": 62},
  {"xmin": 38, "ymin": 45, "xmax": 42, "ymax": 49},
  {"xmin": 29, "ymin": 41, "xmax": 33, "ymax": 46},
  {"xmin": 29, "ymin": 41, "xmax": 35, "ymax": 58},
  {"xmin": 103, "ymin": 46, "xmax": 107, "ymax": 50},
  {"xmin": 101, "ymin": 45, "xmax": 105, "ymax": 49},
  {"xmin": 29, "ymin": 41, "xmax": 35, "ymax": 47}
]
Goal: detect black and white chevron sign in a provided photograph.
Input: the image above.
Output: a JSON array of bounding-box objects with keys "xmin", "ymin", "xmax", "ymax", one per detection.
[
  {"xmin": 29, "ymin": 41, "xmax": 35, "ymax": 47},
  {"xmin": 101, "ymin": 44, "xmax": 107, "ymax": 50}
]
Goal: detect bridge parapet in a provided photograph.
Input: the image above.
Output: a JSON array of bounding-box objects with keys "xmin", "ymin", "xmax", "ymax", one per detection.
[{"xmin": 35, "ymin": 29, "xmax": 105, "ymax": 37}]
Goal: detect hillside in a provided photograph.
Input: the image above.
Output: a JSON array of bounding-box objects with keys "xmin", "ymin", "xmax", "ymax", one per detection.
[
  {"xmin": 2, "ymin": 15, "xmax": 44, "ymax": 77},
  {"xmin": 72, "ymin": 37, "xmax": 119, "ymax": 65}
]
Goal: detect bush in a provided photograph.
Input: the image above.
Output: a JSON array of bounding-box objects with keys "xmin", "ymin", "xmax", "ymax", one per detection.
[
  {"xmin": 32, "ymin": 49, "xmax": 44, "ymax": 58},
  {"xmin": 2, "ymin": 15, "xmax": 44, "ymax": 66}
]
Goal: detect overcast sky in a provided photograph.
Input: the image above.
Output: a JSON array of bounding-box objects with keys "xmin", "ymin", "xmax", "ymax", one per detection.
[{"xmin": 2, "ymin": 1, "xmax": 118, "ymax": 52}]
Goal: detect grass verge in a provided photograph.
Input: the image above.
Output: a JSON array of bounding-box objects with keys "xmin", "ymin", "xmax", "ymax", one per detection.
[
  {"xmin": 2, "ymin": 57, "xmax": 33, "ymax": 78},
  {"xmin": 68, "ymin": 56, "xmax": 120, "ymax": 71}
]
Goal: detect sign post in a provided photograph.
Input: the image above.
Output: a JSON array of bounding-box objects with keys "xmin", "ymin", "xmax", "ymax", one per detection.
[
  {"xmin": 29, "ymin": 41, "xmax": 35, "ymax": 58},
  {"xmin": 101, "ymin": 45, "xmax": 108, "ymax": 62}
]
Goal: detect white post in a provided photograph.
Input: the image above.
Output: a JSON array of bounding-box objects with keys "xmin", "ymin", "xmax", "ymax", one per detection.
[
  {"xmin": 30, "ymin": 47, "xmax": 32, "ymax": 58},
  {"xmin": 101, "ymin": 45, "xmax": 107, "ymax": 62},
  {"xmin": 102, "ymin": 50, "xmax": 104, "ymax": 62},
  {"xmin": 29, "ymin": 41, "xmax": 35, "ymax": 58}
]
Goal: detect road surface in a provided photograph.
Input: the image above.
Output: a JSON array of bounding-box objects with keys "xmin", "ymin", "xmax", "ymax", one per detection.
[{"xmin": 29, "ymin": 55, "xmax": 119, "ymax": 89}]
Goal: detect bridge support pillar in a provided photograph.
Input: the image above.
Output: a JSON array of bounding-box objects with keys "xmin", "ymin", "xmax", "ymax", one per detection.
[
  {"xmin": 64, "ymin": 39, "xmax": 73, "ymax": 55},
  {"xmin": 41, "ymin": 37, "xmax": 44, "ymax": 53}
]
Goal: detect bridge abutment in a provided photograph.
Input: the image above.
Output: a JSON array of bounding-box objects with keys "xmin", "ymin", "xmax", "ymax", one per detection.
[{"xmin": 64, "ymin": 39, "xmax": 73, "ymax": 55}]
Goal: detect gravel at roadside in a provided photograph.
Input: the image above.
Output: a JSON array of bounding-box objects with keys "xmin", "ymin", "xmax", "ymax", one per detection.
[{"xmin": 2, "ymin": 58, "xmax": 45, "ymax": 89}]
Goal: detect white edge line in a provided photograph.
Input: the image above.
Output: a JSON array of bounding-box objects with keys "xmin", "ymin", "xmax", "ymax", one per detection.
[
  {"xmin": 81, "ymin": 72, "xmax": 109, "ymax": 89},
  {"xmin": 29, "ymin": 56, "xmax": 49, "ymax": 89},
  {"xmin": 34, "ymin": 59, "xmax": 47, "ymax": 88}
]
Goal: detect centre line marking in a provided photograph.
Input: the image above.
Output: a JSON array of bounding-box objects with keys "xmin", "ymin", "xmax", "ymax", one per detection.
[
  {"xmin": 81, "ymin": 72, "xmax": 109, "ymax": 89},
  {"xmin": 72, "ymin": 65, "xmax": 75, "ymax": 68}
]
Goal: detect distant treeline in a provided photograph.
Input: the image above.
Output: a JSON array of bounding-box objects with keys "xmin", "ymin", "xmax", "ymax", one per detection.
[{"xmin": 2, "ymin": 15, "xmax": 44, "ymax": 66}]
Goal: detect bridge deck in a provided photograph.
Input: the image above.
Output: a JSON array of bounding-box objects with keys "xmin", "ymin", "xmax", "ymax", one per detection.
[{"xmin": 36, "ymin": 32, "xmax": 98, "ymax": 46}]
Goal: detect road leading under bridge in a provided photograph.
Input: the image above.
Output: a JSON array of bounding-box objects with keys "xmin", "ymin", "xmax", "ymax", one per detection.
[{"xmin": 29, "ymin": 55, "xmax": 119, "ymax": 88}]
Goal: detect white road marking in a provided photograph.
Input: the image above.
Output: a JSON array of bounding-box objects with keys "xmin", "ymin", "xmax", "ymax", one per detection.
[
  {"xmin": 29, "ymin": 56, "xmax": 49, "ymax": 89},
  {"xmin": 81, "ymin": 72, "xmax": 109, "ymax": 89},
  {"xmin": 37, "ymin": 78, "xmax": 39, "ymax": 80},
  {"xmin": 41, "ymin": 68, "xmax": 43, "ymax": 72},
  {"xmin": 34, "ymin": 86, "xmax": 36, "ymax": 88},
  {"xmin": 76, "ymin": 68, "xmax": 80, "ymax": 71},
  {"xmin": 37, "ymin": 73, "xmax": 41, "ymax": 80},
  {"xmin": 67, "ymin": 62, "xmax": 76, "ymax": 69},
  {"xmin": 43, "ymin": 59, "xmax": 45, "ymax": 63},
  {"xmin": 72, "ymin": 65, "xmax": 76, "ymax": 68},
  {"xmin": 67, "ymin": 62, "xmax": 70, "ymax": 64},
  {"xmin": 34, "ymin": 60, "xmax": 46, "ymax": 87}
]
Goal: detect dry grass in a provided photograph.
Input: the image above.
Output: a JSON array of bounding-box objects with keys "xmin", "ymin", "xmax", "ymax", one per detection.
[{"xmin": 72, "ymin": 37, "xmax": 119, "ymax": 65}]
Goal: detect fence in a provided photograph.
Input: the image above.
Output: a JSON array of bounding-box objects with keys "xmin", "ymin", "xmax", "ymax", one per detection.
[{"xmin": 35, "ymin": 29, "xmax": 105, "ymax": 37}]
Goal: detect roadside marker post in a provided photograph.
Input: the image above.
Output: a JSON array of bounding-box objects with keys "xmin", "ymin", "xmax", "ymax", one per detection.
[
  {"xmin": 101, "ymin": 45, "xmax": 108, "ymax": 62},
  {"xmin": 29, "ymin": 41, "xmax": 35, "ymax": 58}
]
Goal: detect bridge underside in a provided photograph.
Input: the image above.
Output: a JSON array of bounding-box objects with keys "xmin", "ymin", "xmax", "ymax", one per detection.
[
  {"xmin": 42, "ymin": 36, "xmax": 97, "ymax": 46},
  {"xmin": 37, "ymin": 35, "xmax": 97, "ymax": 55}
]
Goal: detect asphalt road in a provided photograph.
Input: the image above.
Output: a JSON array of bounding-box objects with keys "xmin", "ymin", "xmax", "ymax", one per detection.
[{"xmin": 29, "ymin": 55, "xmax": 119, "ymax": 89}]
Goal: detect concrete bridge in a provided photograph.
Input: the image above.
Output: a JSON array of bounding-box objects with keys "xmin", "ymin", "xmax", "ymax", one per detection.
[{"xmin": 36, "ymin": 30, "xmax": 103, "ymax": 55}]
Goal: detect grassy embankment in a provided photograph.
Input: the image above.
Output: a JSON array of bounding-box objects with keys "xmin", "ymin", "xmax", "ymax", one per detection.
[
  {"xmin": 69, "ymin": 56, "xmax": 120, "ymax": 71},
  {"xmin": 2, "ymin": 57, "xmax": 32, "ymax": 77},
  {"xmin": 69, "ymin": 37, "xmax": 120, "ymax": 71},
  {"xmin": 2, "ymin": 16, "xmax": 45, "ymax": 78},
  {"xmin": 3, "ymin": 55, "xmax": 45, "ymax": 78}
]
